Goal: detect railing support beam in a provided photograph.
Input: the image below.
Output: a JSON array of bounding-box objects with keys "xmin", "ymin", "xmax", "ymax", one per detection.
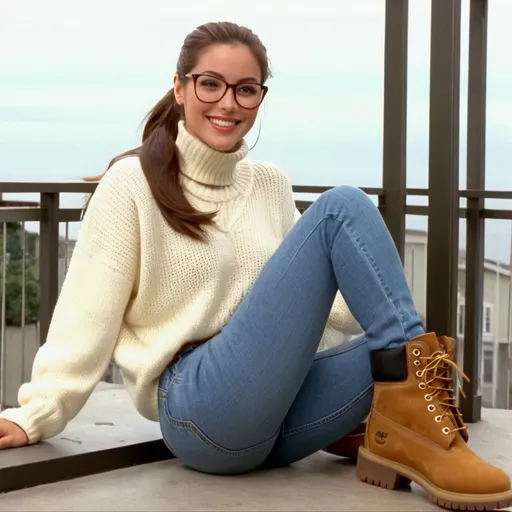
[
  {"xmin": 461, "ymin": 0, "xmax": 488, "ymax": 422},
  {"xmin": 39, "ymin": 193, "xmax": 60, "ymax": 345},
  {"xmin": 426, "ymin": 0, "xmax": 461, "ymax": 343},
  {"xmin": 382, "ymin": 0, "xmax": 409, "ymax": 260}
]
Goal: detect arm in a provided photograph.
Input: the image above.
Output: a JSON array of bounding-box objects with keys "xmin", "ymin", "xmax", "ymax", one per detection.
[{"xmin": 0, "ymin": 161, "xmax": 140, "ymax": 443}]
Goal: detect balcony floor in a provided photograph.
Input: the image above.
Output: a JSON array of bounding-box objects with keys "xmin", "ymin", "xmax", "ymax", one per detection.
[{"xmin": 2, "ymin": 385, "xmax": 512, "ymax": 511}]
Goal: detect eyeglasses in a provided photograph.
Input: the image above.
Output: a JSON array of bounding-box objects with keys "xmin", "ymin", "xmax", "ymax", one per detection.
[{"xmin": 183, "ymin": 73, "xmax": 268, "ymax": 110}]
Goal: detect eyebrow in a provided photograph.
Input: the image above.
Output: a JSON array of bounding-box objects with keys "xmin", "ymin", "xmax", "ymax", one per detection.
[{"xmin": 199, "ymin": 70, "xmax": 260, "ymax": 83}]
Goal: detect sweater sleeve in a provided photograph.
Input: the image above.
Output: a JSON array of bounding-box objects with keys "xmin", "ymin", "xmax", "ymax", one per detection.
[
  {"xmin": 281, "ymin": 179, "xmax": 363, "ymax": 338},
  {"xmin": 0, "ymin": 161, "xmax": 140, "ymax": 443}
]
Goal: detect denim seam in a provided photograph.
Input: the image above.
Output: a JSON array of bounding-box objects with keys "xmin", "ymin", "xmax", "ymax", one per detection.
[
  {"xmin": 162, "ymin": 403, "xmax": 279, "ymax": 457},
  {"xmin": 275, "ymin": 210, "xmax": 408, "ymax": 342},
  {"xmin": 161, "ymin": 429, "xmax": 177, "ymax": 455},
  {"xmin": 282, "ymin": 382, "xmax": 374, "ymax": 437},
  {"xmin": 168, "ymin": 366, "xmax": 182, "ymax": 384},
  {"xmin": 327, "ymin": 211, "xmax": 408, "ymax": 342},
  {"xmin": 273, "ymin": 216, "xmax": 329, "ymax": 287}
]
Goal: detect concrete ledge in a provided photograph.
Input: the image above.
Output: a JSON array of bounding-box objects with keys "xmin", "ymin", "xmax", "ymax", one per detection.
[
  {"xmin": 2, "ymin": 382, "xmax": 511, "ymax": 510},
  {"xmin": 3, "ymin": 420, "xmax": 512, "ymax": 512},
  {"xmin": 0, "ymin": 383, "xmax": 174, "ymax": 493}
]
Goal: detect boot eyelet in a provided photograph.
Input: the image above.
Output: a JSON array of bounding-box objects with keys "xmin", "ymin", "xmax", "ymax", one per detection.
[
  {"xmin": 416, "ymin": 370, "xmax": 423, "ymax": 378},
  {"xmin": 435, "ymin": 416, "xmax": 442, "ymax": 422},
  {"xmin": 428, "ymin": 404, "xmax": 436, "ymax": 412},
  {"xmin": 414, "ymin": 360, "xmax": 421, "ymax": 366},
  {"xmin": 412, "ymin": 349, "xmax": 421, "ymax": 356},
  {"xmin": 419, "ymin": 382, "xmax": 427, "ymax": 390},
  {"xmin": 442, "ymin": 427, "xmax": 451, "ymax": 434},
  {"xmin": 425, "ymin": 394, "xmax": 433, "ymax": 401}
]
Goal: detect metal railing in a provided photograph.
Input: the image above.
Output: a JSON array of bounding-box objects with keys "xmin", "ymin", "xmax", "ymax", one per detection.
[
  {"xmin": 0, "ymin": 0, "xmax": 510, "ymax": 426},
  {"xmin": 1, "ymin": 181, "xmax": 512, "ymax": 415},
  {"xmin": 1, "ymin": 0, "xmax": 512, "ymax": 496}
]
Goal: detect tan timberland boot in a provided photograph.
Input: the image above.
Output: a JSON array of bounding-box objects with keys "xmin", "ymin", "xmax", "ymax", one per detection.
[{"xmin": 356, "ymin": 332, "xmax": 512, "ymax": 510}]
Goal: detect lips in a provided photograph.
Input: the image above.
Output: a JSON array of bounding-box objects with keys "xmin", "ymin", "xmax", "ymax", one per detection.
[{"xmin": 207, "ymin": 116, "xmax": 241, "ymax": 128}]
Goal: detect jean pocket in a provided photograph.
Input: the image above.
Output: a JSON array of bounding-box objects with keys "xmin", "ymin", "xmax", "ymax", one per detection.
[
  {"xmin": 158, "ymin": 357, "xmax": 186, "ymax": 396},
  {"xmin": 157, "ymin": 367, "xmax": 177, "ymax": 400}
]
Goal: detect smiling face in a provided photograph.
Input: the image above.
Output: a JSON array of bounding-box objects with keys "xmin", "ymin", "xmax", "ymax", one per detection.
[{"xmin": 174, "ymin": 43, "xmax": 265, "ymax": 152}]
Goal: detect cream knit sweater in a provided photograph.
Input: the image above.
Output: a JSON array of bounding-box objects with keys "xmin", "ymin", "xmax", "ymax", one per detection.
[{"xmin": 0, "ymin": 122, "xmax": 361, "ymax": 443}]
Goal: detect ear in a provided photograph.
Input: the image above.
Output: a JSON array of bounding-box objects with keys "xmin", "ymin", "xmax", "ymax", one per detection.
[{"xmin": 174, "ymin": 73, "xmax": 184, "ymax": 106}]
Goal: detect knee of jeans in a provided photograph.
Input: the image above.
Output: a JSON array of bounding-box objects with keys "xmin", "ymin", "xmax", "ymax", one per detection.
[
  {"xmin": 324, "ymin": 185, "xmax": 369, "ymax": 204},
  {"xmin": 318, "ymin": 185, "xmax": 375, "ymax": 219}
]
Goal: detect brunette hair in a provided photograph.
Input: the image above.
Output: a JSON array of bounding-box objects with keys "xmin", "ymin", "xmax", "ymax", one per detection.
[{"xmin": 85, "ymin": 21, "xmax": 271, "ymax": 240}]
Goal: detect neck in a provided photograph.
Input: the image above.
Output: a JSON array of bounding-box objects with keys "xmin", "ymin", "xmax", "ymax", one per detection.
[
  {"xmin": 176, "ymin": 121, "xmax": 249, "ymax": 186},
  {"xmin": 175, "ymin": 121, "xmax": 253, "ymax": 202}
]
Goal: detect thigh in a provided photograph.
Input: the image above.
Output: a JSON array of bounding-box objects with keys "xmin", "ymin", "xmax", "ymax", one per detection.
[
  {"xmin": 158, "ymin": 199, "xmax": 346, "ymax": 474},
  {"xmin": 262, "ymin": 335, "xmax": 374, "ymax": 468},
  {"xmin": 158, "ymin": 360, "xmax": 275, "ymax": 475}
]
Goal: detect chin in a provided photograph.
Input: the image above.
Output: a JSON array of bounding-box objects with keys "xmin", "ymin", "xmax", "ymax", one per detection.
[{"xmin": 203, "ymin": 133, "xmax": 243, "ymax": 153}]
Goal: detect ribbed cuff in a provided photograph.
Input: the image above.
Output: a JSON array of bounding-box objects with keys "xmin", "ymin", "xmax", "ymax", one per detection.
[{"xmin": 0, "ymin": 407, "xmax": 43, "ymax": 444}]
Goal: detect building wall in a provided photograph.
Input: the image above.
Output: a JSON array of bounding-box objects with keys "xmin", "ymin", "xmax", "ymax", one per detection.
[{"xmin": 403, "ymin": 236, "xmax": 427, "ymax": 321}]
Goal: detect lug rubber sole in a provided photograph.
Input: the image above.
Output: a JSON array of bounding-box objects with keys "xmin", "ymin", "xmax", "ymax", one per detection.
[{"xmin": 357, "ymin": 447, "xmax": 512, "ymax": 511}]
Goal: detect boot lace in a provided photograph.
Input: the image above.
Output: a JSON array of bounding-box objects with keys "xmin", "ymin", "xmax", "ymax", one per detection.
[{"xmin": 416, "ymin": 349, "xmax": 470, "ymax": 434}]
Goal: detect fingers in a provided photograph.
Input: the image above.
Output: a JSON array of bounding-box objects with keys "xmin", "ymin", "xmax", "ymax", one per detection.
[
  {"xmin": 0, "ymin": 433, "xmax": 27, "ymax": 449},
  {"xmin": 0, "ymin": 435, "xmax": 15, "ymax": 449}
]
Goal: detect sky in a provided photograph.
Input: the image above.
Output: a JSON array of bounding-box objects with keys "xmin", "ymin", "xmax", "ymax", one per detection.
[{"xmin": 0, "ymin": 0, "xmax": 511, "ymax": 260}]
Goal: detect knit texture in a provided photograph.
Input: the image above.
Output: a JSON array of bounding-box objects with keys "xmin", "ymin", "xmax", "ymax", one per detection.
[{"xmin": 0, "ymin": 121, "xmax": 361, "ymax": 443}]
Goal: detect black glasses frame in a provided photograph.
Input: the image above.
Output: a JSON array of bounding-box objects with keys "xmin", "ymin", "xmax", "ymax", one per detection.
[{"xmin": 183, "ymin": 73, "xmax": 268, "ymax": 110}]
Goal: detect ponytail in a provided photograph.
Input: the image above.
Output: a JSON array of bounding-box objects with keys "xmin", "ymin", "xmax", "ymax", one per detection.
[
  {"xmin": 85, "ymin": 88, "xmax": 216, "ymax": 240},
  {"xmin": 87, "ymin": 19, "xmax": 272, "ymax": 240}
]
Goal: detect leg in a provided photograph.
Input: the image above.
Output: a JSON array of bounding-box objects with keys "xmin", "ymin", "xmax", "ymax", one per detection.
[
  {"xmin": 261, "ymin": 335, "xmax": 374, "ymax": 468},
  {"xmin": 159, "ymin": 185, "xmax": 423, "ymax": 474}
]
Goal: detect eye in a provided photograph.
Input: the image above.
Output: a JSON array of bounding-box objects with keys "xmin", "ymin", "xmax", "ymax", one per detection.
[
  {"xmin": 199, "ymin": 78, "xmax": 221, "ymax": 89},
  {"xmin": 237, "ymin": 84, "xmax": 258, "ymax": 96}
]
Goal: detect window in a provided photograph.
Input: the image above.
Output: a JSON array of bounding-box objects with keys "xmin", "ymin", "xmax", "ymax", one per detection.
[
  {"xmin": 483, "ymin": 305, "xmax": 492, "ymax": 335},
  {"xmin": 457, "ymin": 303, "xmax": 465, "ymax": 336},
  {"xmin": 483, "ymin": 348, "xmax": 494, "ymax": 384},
  {"xmin": 457, "ymin": 303, "xmax": 493, "ymax": 336}
]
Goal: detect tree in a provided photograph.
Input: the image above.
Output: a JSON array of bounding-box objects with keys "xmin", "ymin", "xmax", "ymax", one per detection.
[{"xmin": 0, "ymin": 223, "xmax": 40, "ymax": 325}]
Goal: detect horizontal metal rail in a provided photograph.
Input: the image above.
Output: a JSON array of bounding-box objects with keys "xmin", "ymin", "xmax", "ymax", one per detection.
[
  {"xmin": 2, "ymin": 186, "xmax": 512, "ymax": 225},
  {"xmin": 3, "ymin": 182, "xmax": 512, "ymax": 198}
]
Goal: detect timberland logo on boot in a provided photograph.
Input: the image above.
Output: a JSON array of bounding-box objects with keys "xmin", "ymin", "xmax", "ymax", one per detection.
[{"xmin": 375, "ymin": 431, "xmax": 388, "ymax": 445}]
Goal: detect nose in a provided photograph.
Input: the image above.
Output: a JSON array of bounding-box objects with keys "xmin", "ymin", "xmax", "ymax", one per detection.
[{"xmin": 218, "ymin": 86, "xmax": 237, "ymax": 111}]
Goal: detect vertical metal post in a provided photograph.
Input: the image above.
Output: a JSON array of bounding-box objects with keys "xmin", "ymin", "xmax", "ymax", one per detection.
[
  {"xmin": 382, "ymin": 0, "xmax": 409, "ymax": 260},
  {"xmin": 21, "ymin": 222, "xmax": 26, "ymax": 383},
  {"xmin": 508, "ymin": 222, "xmax": 512, "ymax": 408},
  {"xmin": 39, "ymin": 193, "xmax": 60, "ymax": 345},
  {"xmin": 461, "ymin": 0, "xmax": 488, "ymax": 422},
  {"xmin": 0, "ymin": 223, "xmax": 7, "ymax": 406},
  {"xmin": 426, "ymin": 0, "xmax": 461, "ymax": 340}
]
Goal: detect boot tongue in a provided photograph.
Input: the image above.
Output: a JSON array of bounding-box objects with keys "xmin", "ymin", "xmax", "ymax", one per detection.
[
  {"xmin": 438, "ymin": 335, "xmax": 455, "ymax": 355},
  {"xmin": 437, "ymin": 336, "xmax": 469, "ymax": 441},
  {"xmin": 415, "ymin": 334, "xmax": 469, "ymax": 442},
  {"xmin": 412, "ymin": 332, "xmax": 442, "ymax": 353}
]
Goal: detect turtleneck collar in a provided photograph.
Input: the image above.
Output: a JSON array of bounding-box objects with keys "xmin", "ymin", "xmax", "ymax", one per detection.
[
  {"xmin": 175, "ymin": 121, "xmax": 253, "ymax": 204},
  {"xmin": 176, "ymin": 120, "xmax": 249, "ymax": 186}
]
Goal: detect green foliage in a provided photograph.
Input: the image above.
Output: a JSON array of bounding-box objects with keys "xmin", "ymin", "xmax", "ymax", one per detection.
[{"xmin": 0, "ymin": 223, "xmax": 40, "ymax": 325}]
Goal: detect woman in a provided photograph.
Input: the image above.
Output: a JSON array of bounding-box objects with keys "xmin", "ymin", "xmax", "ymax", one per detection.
[{"xmin": 0, "ymin": 21, "xmax": 510, "ymax": 510}]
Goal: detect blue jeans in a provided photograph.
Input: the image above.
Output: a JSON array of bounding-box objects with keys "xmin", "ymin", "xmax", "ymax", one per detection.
[{"xmin": 158, "ymin": 186, "xmax": 424, "ymax": 475}]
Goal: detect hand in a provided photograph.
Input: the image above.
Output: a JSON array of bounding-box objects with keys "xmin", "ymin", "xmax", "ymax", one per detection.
[{"xmin": 0, "ymin": 418, "xmax": 29, "ymax": 449}]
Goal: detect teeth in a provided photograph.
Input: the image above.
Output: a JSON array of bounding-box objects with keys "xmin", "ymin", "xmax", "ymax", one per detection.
[{"xmin": 209, "ymin": 118, "xmax": 237, "ymax": 127}]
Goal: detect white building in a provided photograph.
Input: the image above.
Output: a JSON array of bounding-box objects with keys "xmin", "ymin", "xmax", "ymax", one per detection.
[{"xmin": 404, "ymin": 229, "xmax": 512, "ymax": 409}]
